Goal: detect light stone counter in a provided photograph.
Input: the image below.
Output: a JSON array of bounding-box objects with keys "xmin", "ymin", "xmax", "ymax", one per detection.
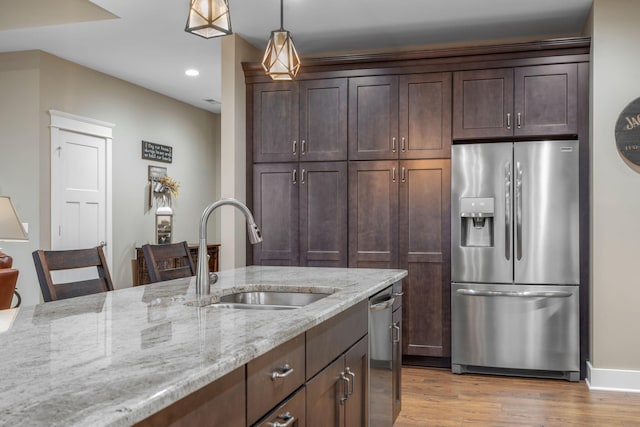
[{"xmin": 0, "ymin": 266, "xmax": 407, "ymax": 427}]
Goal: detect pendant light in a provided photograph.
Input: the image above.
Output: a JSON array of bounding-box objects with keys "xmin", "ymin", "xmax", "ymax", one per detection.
[
  {"xmin": 185, "ymin": 0, "xmax": 232, "ymax": 39},
  {"xmin": 261, "ymin": 0, "xmax": 301, "ymax": 80}
]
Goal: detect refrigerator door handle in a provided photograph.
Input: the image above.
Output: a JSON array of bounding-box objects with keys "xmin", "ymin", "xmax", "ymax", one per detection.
[
  {"xmin": 456, "ymin": 289, "xmax": 573, "ymax": 298},
  {"xmin": 505, "ymin": 162, "xmax": 511, "ymax": 261},
  {"xmin": 515, "ymin": 161, "xmax": 523, "ymax": 260}
]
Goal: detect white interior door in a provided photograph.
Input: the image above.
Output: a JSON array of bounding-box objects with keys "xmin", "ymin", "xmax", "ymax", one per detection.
[
  {"xmin": 52, "ymin": 130, "xmax": 106, "ymax": 249},
  {"xmin": 49, "ymin": 110, "xmax": 114, "ymax": 269}
]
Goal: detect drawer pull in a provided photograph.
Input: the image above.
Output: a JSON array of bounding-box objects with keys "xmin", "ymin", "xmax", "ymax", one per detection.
[
  {"xmin": 271, "ymin": 364, "xmax": 294, "ymax": 381},
  {"xmin": 268, "ymin": 411, "xmax": 295, "ymax": 427}
]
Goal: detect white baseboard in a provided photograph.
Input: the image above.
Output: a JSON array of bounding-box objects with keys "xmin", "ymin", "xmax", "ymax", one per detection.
[{"xmin": 586, "ymin": 361, "xmax": 640, "ymax": 392}]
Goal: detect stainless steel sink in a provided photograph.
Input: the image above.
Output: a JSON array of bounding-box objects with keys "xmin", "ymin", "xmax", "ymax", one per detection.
[{"xmin": 207, "ymin": 291, "xmax": 331, "ymax": 310}]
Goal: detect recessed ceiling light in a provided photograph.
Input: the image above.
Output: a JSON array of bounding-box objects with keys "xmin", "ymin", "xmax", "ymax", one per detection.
[{"xmin": 185, "ymin": 69, "xmax": 200, "ymax": 77}]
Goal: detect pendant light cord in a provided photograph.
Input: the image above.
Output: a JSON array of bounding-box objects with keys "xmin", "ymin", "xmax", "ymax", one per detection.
[{"xmin": 280, "ymin": 0, "xmax": 284, "ymax": 31}]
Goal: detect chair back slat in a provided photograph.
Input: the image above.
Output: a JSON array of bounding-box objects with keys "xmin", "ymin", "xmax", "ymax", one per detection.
[
  {"xmin": 142, "ymin": 241, "xmax": 196, "ymax": 283},
  {"xmin": 33, "ymin": 246, "xmax": 114, "ymax": 302}
]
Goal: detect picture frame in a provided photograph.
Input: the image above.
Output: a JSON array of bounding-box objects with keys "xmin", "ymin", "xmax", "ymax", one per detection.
[{"xmin": 155, "ymin": 214, "xmax": 172, "ymax": 244}]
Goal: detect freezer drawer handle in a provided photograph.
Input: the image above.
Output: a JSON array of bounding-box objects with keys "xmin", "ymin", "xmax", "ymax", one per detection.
[
  {"xmin": 370, "ymin": 297, "xmax": 395, "ymax": 312},
  {"xmin": 456, "ymin": 289, "xmax": 573, "ymax": 298}
]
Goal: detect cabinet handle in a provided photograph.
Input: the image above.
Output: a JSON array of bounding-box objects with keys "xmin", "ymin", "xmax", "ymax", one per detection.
[
  {"xmin": 268, "ymin": 412, "xmax": 296, "ymax": 427},
  {"xmin": 392, "ymin": 137, "xmax": 397, "ymax": 153},
  {"xmin": 516, "ymin": 112, "xmax": 522, "ymax": 129},
  {"xmin": 401, "ymin": 137, "xmax": 406, "ymax": 152},
  {"xmin": 292, "ymin": 140, "xmax": 297, "ymax": 156},
  {"xmin": 345, "ymin": 367, "xmax": 356, "ymax": 396},
  {"xmin": 271, "ymin": 363, "xmax": 294, "ymax": 381},
  {"xmin": 301, "ymin": 139, "xmax": 306, "ymax": 155},
  {"xmin": 393, "ymin": 291, "xmax": 404, "ymax": 297},
  {"xmin": 392, "ymin": 167, "xmax": 396, "ymax": 183},
  {"xmin": 301, "ymin": 169, "xmax": 306, "ymax": 184},
  {"xmin": 401, "ymin": 167, "xmax": 406, "ymax": 183},
  {"xmin": 291, "ymin": 170, "xmax": 297, "ymax": 185},
  {"xmin": 506, "ymin": 113, "xmax": 511, "ymax": 129},
  {"xmin": 392, "ymin": 322, "xmax": 401, "ymax": 344},
  {"xmin": 339, "ymin": 372, "xmax": 350, "ymax": 404}
]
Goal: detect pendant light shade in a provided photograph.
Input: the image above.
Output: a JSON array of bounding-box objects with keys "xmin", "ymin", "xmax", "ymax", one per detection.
[
  {"xmin": 261, "ymin": 0, "xmax": 300, "ymax": 80},
  {"xmin": 185, "ymin": 0, "xmax": 232, "ymax": 39}
]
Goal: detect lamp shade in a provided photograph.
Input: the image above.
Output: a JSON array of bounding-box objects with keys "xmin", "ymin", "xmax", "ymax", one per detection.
[
  {"xmin": 261, "ymin": 29, "xmax": 301, "ymax": 81},
  {"xmin": 185, "ymin": 0, "xmax": 232, "ymax": 39},
  {"xmin": 0, "ymin": 197, "xmax": 28, "ymax": 241}
]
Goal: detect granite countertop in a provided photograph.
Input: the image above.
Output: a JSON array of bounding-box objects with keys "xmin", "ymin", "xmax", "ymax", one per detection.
[{"xmin": 0, "ymin": 266, "xmax": 407, "ymax": 427}]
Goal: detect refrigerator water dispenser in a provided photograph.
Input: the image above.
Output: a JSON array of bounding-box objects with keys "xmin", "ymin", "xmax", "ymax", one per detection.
[{"xmin": 460, "ymin": 197, "xmax": 494, "ymax": 247}]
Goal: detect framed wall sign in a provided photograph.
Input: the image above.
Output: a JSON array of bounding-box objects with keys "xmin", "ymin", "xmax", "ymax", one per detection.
[
  {"xmin": 615, "ymin": 97, "xmax": 640, "ymax": 166},
  {"xmin": 156, "ymin": 214, "xmax": 173, "ymax": 244},
  {"xmin": 142, "ymin": 140, "xmax": 173, "ymax": 163}
]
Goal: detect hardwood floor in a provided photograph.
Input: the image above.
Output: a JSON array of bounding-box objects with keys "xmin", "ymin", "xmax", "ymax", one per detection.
[{"xmin": 395, "ymin": 367, "xmax": 640, "ymax": 426}]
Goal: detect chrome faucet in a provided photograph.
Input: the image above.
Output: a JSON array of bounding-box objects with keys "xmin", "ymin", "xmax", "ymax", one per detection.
[{"xmin": 196, "ymin": 198, "xmax": 262, "ymax": 297}]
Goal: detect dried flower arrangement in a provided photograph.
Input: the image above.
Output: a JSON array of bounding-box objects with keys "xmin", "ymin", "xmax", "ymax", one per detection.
[{"xmin": 158, "ymin": 175, "xmax": 180, "ymax": 197}]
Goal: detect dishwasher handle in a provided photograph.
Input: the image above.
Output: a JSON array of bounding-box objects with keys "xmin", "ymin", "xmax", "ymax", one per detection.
[
  {"xmin": 456, "ymin": 289, "xmax": 573, "ymax": 298},
  {"xmin": 370, "ymin": 296, "xmax": 395, "ymax": 312}
]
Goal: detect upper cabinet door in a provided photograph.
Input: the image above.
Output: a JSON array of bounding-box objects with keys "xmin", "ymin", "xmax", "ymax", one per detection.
[
  {"xmin": 253, "ymin": 163, "xmax": 300, "ymax": 266},
  {"xmin": 514, "ymin": 64, "xmax": 578, "ymax": 137},
  {"xmin": 349, "ymin": 76, "xmax": 399, "ymax": 160},
  {"xmin": 453, "ymin": 68, "xmax": 514, "ymax": 140},
  {"xmin": 300, "ymin": 79, "xmax": 348, "ymax": 161},
  {"xmin": 299, "ymin": 162, "xmax": 348, "ymax": 267},
  {"xmin": 253, "ymin": 82, "xmax": 299, "ymax": 163},
  {"xmin": 399, "ymin": 73, "xmax": 452, "ymax": 159},
  {"xmin": 348, "ymin": 160, "xmax": 399, "ymax": 269}
]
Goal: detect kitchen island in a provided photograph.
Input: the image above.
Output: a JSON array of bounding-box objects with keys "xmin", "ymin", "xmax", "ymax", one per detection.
[{"xmin": 0, "ymin": 266, "xmax": 406, "ymax": 426}]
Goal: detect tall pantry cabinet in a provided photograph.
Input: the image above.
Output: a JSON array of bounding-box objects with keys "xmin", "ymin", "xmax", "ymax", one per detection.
[{"xmin": 244, "ymin": 37, "xmax": 591, "ymax": 368}]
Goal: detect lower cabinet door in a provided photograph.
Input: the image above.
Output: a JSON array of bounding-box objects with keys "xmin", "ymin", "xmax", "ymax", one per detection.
[
  {"xmin": 255, "ymin": 386, "xmax": 306, "ymax": 427},
  {"xmin": 306, "ymin": 356, "xmax": 345, "ymax": 427},
  {"xmin": 344, "ymin": 336, "xmax": 368, "ymax": 427}
]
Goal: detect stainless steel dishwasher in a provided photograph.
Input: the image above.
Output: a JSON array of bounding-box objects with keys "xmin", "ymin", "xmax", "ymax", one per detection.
[{"xmin": 369, "ymin": 284, "xmax": 398, "ymax": 426}]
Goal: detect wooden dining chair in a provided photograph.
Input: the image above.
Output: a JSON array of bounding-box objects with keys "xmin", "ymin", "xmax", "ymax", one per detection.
[
  {"xmin": 141, "ymin": 241, "xmax": 196, "ymax": 283},
  {"xmin": 32, "ymin": 246, "xmax": 114, "ymax": 302}
]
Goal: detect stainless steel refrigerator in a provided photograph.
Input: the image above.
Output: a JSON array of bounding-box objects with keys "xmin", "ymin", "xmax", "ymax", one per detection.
[{"xmin": 451, "ymin": 140, "xmax": 580, "ymax": 381}]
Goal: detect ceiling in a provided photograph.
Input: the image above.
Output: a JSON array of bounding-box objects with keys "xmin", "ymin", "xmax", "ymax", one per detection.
[{"xmin": 0, "ymin": 0, "xmax": 593, "ymax": 114}]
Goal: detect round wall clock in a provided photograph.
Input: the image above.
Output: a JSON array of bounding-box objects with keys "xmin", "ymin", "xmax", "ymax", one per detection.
[{"xmin": 615, "ymin": 97, "xmax": 640, "ymax": 166}]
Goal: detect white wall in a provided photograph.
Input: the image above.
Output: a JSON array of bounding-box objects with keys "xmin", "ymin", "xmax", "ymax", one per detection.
[
  {"xmin": 0, "ymin": 51, "xmax": 221, "ymax": 306},
  {"xmin": 0, "ymin": 52, "xmax": 41, "ymax": 307},
  {"xmin": 219, "ymin": 35, "xmax": 261, "ymax": 270},
  {"xmin": 590, "ymin": 0, "xmax": 640, "ymax": 385}
]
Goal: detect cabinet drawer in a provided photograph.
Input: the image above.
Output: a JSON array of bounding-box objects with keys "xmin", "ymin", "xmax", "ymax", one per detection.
[
  {"xmin": 254, "ymin": 386, "xmax": 306, "ymax": 427},
  {"xmin": 247, "ymin": 334, "xmax": 306, "ymax": 425},
  {"xmin": 306, "ymin": 300, "xmax": 368, "ymax": 380}
]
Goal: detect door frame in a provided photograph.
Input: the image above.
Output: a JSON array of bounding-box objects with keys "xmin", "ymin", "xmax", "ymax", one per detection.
[{"xmin": 49, "ymin": 110, "xmax": 115, "ymax": 265}]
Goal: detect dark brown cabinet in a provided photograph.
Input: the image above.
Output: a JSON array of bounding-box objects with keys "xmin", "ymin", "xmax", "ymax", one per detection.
[
  {"xmin": 348, "ymin": 161, "xmax": 398, "ymax": 269},
  {"xmin": 349, "ymin": 160, "xmax": 451, "ymax": 357},
  {"xmin": 245, "ymin": 38, "xmax": 590, "ymax": 370},
  {"xmin": 399, "ymin": 160, "xmax": 451, "ymax": 358},
  {"xmin": 253, "ymin": 162, "xmax": 348, "ymax": 267},
  {"xmin": 253, "ymin": 79, "xmax": 347, "ymax": 163},
  {"xmin": 453, "ymin": 64, "xmax": 578, "ymax": 139},
  {"xmin": 306, "ymin": 336, "xmax": 368, "ymax": 427},
  {"xmin": 349, "ymin": 73, "xmax": 452, "ymax": 160}
]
